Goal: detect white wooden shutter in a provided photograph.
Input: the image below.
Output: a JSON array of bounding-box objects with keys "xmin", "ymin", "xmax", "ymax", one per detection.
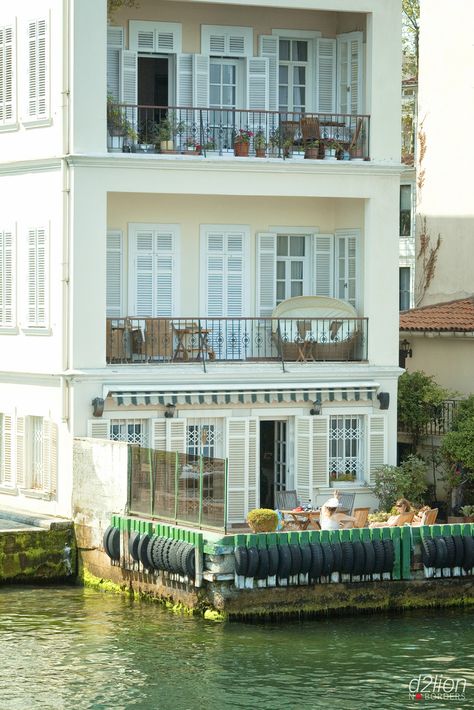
[
  {"xmin": 107, "ymin": 26, "xmax": 124, "ymax": 101},
  {"xmin": 87, "ymin": 420, "xmax": 111, "ymax": 438},
  {"xmin": 106, "ymin": 230, "xmax": 122, "ymax": 318},
  {"xmin": 193, "ymin": 54, "xmax": 210, "ymax": 108},
  {"xmin": 130, "ymin": 225, "xmax": 178, "ymax": 318},
  {"xmin": 1, "ymin": 414, "xmax": 13, "ymax": 486},
  {"xmin": 177, "ymin": 54, "xmax": 193, "ymax": 106},
  {"xmin": 129, "ymin": 21, "xmax": 182, "ymax": 54},
  {"xmin": 27, "ymin": 18, "xmax": 48, "ymax": 120},
  {"xmin": 167, "ymin": 419, "xmax": 187, "ymax": 453},
  {"xmin": 151, "ymin": 419, "xmax": 166, "ymax": 450},
  {"xmin": 0, "ymin": 228, "xmax": 15, "ymax": 327},
  {"xmin": 42, "ymin": 419, "xmax": 57, "ymax": 495},
  {"xmin": 133, "ymin": 228, "xmax": 153, "ymax": 317},
  {"xmin": 336, "ymin": 32, "xmax": 363, "ymax": 115},
  {"xmin": 202, "ymin": 227, "xmax": 247, "ymax": 317},
  {"xmin": 16, "ymin": 416, "xmax": 25, "ymax": 487},
  {"xmin": 294, "ymin": 417, "xmax": 314, "ymax": 505},
  {"xmin": 27, "ymin": 227, "xmax": 48, "ymax": 328},
  {"xmin": 335, "ymin": 229, "xmax": 358, "ymax": 307},
  {"xmin": 315, "ymin": 38, "xmax": 336, "ymax": 113},
  {"xmin": 367, "ymin": 415, "xmax": 386, "ymax": 485},
  {"xmin": 0, "ymin": 24, "xmax": 16, "ymax": 125},
  {"xmin": 256, "ymin": 232, "xmax": 276, "ymax": 317},
  {"xmin": 246, "ymin": 57, "xmax": 269, "ymax": 111},
  {"xmin": 258, "ymin": 35, "xmax": 278, "ymax": 111},
  {"xmin": 120, "ymin": 49, "xmax": 137, "ymax": 129},
  {"xmin": 201, "ymin": 25, "xmax": 252, "ymax": 57},
  {"xmin": 226, "ymin": 418, "xmax": 258, "ymax": 523},
  {"xmin": 312, "ymin": 233, "xmax": 334, "ymax": 297},
  {"xmin": 155, "ymin": 230, "xmax": 176, "ymax": 317},
  {"xmin": 313, "ymin": 416, "xmax": 329, "ymax": 491}
]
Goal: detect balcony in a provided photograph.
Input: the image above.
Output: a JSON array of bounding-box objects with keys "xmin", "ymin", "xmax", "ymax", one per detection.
[
  {"xmin": 107, "ymin": 104, "xmax": 370, "ymax": 161},
  {"xmin": 106, "ymin": 316, "xmax": 368, "ymax": 368}
]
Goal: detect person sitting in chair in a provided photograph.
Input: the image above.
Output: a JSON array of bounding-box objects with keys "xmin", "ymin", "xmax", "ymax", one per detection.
[
  {"xmin": 320, "ymin": 492, "xmax": 355, "ymax": 530},
  {"xmin": 369, "ymin": 498, "xmax": 412, "ymax": 528}
]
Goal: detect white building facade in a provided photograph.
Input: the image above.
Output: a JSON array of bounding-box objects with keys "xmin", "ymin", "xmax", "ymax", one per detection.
[{"xmin": 0, "ymin": 0, "xmax": 402, "ymax": 525}]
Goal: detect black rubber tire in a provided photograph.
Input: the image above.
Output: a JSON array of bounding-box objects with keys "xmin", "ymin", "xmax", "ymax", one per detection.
[
  {"xmin": 146, "ymin": 535, "xmax": 158, "ymax": 570},
  {"xmin": 462, "ymin": 535, "xmax": 474, "ymax": 572},
  {"xmin": 179, "ymin": 542, "xmax": 192, "ymax": 576},
  {"xmin": 363, "ymin": 541, "xmax": 376, "ymax": 575},
  {"xmin": 321, "ymin": 543, "xmax": 334, "ymax": 576},
  {"xmin": 128, "ymin": 531, "xmax": 140, "ymax": 562},
  {"xmin": 340, "ymin": 541, "xmax": 354, "ymax": 574},
  {"xmin": 267, "ymin": 546, "xmax": 279, "ymax": 577},
  {"xmin": 277, "ymin": 545, "xmax": 291, "ymax": 579},
  {"xmin": 103, "ymin": 525, "xmax": 114, "ymax": 557},
  {"xmin": 309, "ymin": 542, "xmax": 324, "ymax": 580},
  {"xmin": 174, "ymin": 541, "xmax": 187, "ymax": 574},
  {"xmin": 352, "ymin": 540, "xmax": 365, "ymax": 576},
  {"xmin": 289, "ymin": 544, "xmax": 302, "ymax": 576},
  {"xmin": 442, "ymin": 535, "xmax": 456, "ymax": 567},
  {"xmin": 382, "ymin": 539, "xmax": 395, "ymax": 573},
  {"xmin": 256, "ymin": 548, "xmax": 270, "ymax": 580},
  {"xmin": 183, "ymin": 544, "xmax": 195, "ymax": 578},
  {"xmin": 107, "ymin": 527, "xmax": 121, "ymax": 561},
  {"xmin": 162, "ymin": 538, "xmax": 175, "ymax": 572},
  {"xmin": 453, "ymin": 535, "xmax": 465, "ymax": 566},
  {"xmin": 331, "ymin": 542, "xmax": 343, "ymax": 573},
  {"xmin": 234, "ymin": 546, "xmax": 248, "ymax": 576},
  {"xmin": 246, "ymin": 546, "xmax": 259, "ymax": 578},
  {"xmin": 373, "ymin": 539, "xmax": 385, "ymax": 573},
  {"xmin": 150, "ymin": 536, "xmax": 166, "ymax": 570},
  {"xmin": 168, "ymin": 540, "xmax": 181, "ymax": 573},
  {"xmin": 137, "ymin": 533, "xmax": 151, "ymax": 568},
  {"xmin": 299, "ymin": 544, "xmax": 312, "ymax": 575},
  {"xmin": 421, "ymin": 536, "xmax": 437, "ymax": 568}
]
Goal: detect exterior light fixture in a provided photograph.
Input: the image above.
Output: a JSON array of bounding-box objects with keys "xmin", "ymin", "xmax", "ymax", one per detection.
[
  {"xmin": 310, "ymin": 401, "xmax": 321, "ymax": 416},
  {"xmin": 164, "ymin": 403, "xmax": 176, "ymax": 418},
  {"xmin": 399, "ymin": 338, "xmax": 412, "ymax": 359},
  {"xmin": 92, "ymin": 397, "xmax": 104, "ymax": 418},
  {"xmin": 377, "ymin": 392, "xmax": 390, "ymax": 410}
]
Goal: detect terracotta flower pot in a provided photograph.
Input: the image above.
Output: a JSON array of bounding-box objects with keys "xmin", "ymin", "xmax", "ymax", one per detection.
[
  {"xmin": 234, "ymin": 141, "xmax": 250, "ymax": 157},
  {"xmin": 255, "ymin": 148, "xmax": 266, "ymax": 158}
]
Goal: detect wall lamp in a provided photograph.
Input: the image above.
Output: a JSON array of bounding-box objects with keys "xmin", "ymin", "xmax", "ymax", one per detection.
[
  {"xmin": 399, "ymin": 338, "xmax": 413, "ymax": 359},
  {"xmin": 377, "ymin": 392, "xmax": 390, "ymax": 410},
  {"xmin": 164, "ymin": 403, "xmax": 176, "ymax": 418},
  {"xmin": 92, "ymin": 397, "xmax": 104, "ymax": 418},
  {"xmin": 310, "ymin": 401, "xmax": 322, "ymax": 416}
]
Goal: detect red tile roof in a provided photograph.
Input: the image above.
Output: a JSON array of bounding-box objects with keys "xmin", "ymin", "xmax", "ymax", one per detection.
[{"xmin": 400, "ymin": 297, "xmax": 474, "ymax": 332}]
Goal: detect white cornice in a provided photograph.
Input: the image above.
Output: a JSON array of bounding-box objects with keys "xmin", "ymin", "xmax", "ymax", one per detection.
[{"xmin": 0, "ymin": 157, "xmax": 62, "ymax": 176}]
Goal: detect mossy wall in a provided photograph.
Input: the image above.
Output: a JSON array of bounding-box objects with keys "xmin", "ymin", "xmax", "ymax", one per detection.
[{"xmin": 0, "ymin": 527, "xmax": 76, "ymax": 583}]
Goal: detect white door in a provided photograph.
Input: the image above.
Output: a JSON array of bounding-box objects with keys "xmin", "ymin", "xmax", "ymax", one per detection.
[
  {"xmin": 335, "ymin": 232, "xmax": 357, "ymax": 307},
  {"xmin": 209, "ymin": 58, "xmax": 240, "ymax": 150}
]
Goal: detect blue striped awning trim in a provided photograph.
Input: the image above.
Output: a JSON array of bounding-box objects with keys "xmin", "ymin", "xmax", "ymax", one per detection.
[{"xmin": 109, "ymin": 386, "xmax": 377, "ymax": 407}]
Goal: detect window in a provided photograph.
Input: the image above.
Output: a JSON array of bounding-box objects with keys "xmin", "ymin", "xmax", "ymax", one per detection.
[
  {"xmin": 29, "ymin": 416, "xmax": 43, "ymax": 489},
  {"xmin": 399, "ymin": 267, "xmax": 411, "ymax": 311},
  {"xmin": 278, "ymin": 39, "xmax": 308, "ymax": 113},
  {"xmin": 0, "ymin": 228, "xmax": 15, "ymax": 328},
  {"xmin": 110, "ymin": 419, "xmax": 148, "ymax": 446},
  {"xmin": 26, "ymin": 227, "xmax": 48, "ymax": 328},
  {"xmin": 276, "ymin": 235, "xmax": 307, "ymax": 303},
  {"xmin": 186, "ymin": 420, "xmax": 224, "ymax": 459},
  {"xmin": 27, "ymin": 18, "xmax": 48, "ymax": 121},
  {"xmin": 22, "ymin": 416, "xmax": 57, "ymax": 494},
  {"xmin": 329, "ymin": 415, "xmax": 363, "ymax": 483},
  {"xmin": 400, "ymin": 185, "xmax": 412, "ymax": 237},
  {"xmin": 0, "ymin": 24, "xmax": 15, "ymax": 126}
]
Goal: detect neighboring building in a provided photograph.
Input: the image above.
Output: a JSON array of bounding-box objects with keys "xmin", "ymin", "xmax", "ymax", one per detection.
[
  {"xmin": 0, "ymin": 0, "xmax": 402, "ymax": 528},
  {"xmin": 399, "ymin": 176, "xmax": 415, "ymax": 311}
]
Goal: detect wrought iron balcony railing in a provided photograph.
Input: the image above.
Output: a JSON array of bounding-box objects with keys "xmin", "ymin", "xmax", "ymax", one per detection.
[
  {"xmin": 106, "ymin": 316, "xmax": 368, "ymax": 369},
  {"xmin": 398, "ymin": 399, "xmax": 460, "ymax": 437},
  {"xmin": 107, "ymin": 103, "xmax": 370, "ymax": 160}
]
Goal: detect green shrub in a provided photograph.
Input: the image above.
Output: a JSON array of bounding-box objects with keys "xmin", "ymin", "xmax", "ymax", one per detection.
[
  {"xmin": 246, "ymin": 508, "xmax": 278, "ymax": 532},
  {"xmin": 372, "ymin": 455, "xmax": 428, "ymax": 511}
]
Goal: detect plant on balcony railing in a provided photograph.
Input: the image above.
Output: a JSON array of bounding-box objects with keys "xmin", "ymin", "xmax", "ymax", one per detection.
[{"xmin": 107, "ymin": 95, "xmax": 136, "ymax": 140}]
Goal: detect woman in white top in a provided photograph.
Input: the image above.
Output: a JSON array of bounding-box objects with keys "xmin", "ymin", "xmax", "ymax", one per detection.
[{"xmin": 319, "ymin": 493, "xmax": 355, "ymax": 530}]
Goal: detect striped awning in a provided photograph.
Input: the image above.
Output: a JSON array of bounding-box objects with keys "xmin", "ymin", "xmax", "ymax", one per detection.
[{"xmin": 108, "ymin": 385, "xmax": 377, "ymax": 407}]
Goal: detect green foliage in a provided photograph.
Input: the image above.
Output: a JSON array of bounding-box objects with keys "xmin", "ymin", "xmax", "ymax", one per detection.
[
  {"xmin": 107, "ymin": 0, "xmax": 140, "ymax": 21},
  {"xmin": 442, "ymin": 419, "xmax": 474, "ymax": 475},
  {"xmin": 451, "ymin": 395, "xmax": 474, "ymax": 431},
  {"xmin": 371, "ymin": 455, "xmax": 428, "ymax": 511},
  {"xmin": 246, "ymin": 508, "xmax": 278, "ymax": 532},
  {"xmin": 460, "ymin": 505, "xmax": 474, "ymax": 518},
  {"xmin": 402, "ymin": 0, "xmax": 420, "ymax": 77},
  {"xmin": 367, "ymin": 511, "xmax": 391, "ymax": 524},
  {"xmin": 398, "ymin": 370, "xmax": 452, "ymax": 450}
]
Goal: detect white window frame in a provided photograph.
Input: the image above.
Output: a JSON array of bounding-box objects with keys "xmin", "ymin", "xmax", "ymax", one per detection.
[
  {"xmin": 0, "ymin": 21, "xmax": 17, "ymax": 129},
  {"xmin": 0, "ymin": 226, "xmax": 16, "ymax": 331},
  {"xmin": 110, "ymin": 418, "xmax": 149, "ymax": 446},
  {"xmin": 201, "ymin": 25, "xmax": 253, "ymax": 58},
  {"xmin": 25, "ymin": 225, "xmax": 49, "ymax": 331},
  {"xmin": 129, "ymin": 21, "xmax": 182, "ymax": 54},
  {"xmin": 24, "ymin": 15, "xmax": 50, "ymax": 127},
  {"xmin": 328, "ymin": 413, "xmax": 364, "ymax": 484},
  {"xmin": 276, "ymin": 233, "xmax": 311, "ymax": 304},
  {"xmin": 277, "ymin": 37, "xmax": 310, "ymax": 114}
]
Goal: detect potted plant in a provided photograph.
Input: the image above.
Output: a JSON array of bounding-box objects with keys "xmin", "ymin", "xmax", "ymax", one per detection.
[
  {"xmin": 184, "ymin": 139, "xmax": 202, "ymax": 155},
  {"xmin": 330, "ymin": 470, "xmax": 357, "ymax": 486},
  {"xmin": 304, "ymin": 139, "xmax": 320, "ymax": 159},
  {"xmin": 254, "ymin": 131, "xmax": 266, "ymax": 157},
  {"xmin": 324, "ymin": 138, "xmax": 341, "ymax": 160},
  {"xmin": 137, "ymin": 119, "xmax": 159, "ymax": 152},
  {"xmin": 107, "ymin": 95, "xmax": 136, "ymax": 151},
  {"xmin": 268, "ymin": 128, "xmax": 281, "ymax": 157},
  {"xmin": 460, "ymin": 505, "xmax": 474, "ymax": 522},
  {"xmin": 234, "ymin": 128, "xmax": 253, "ymax": 157},
  {"xmin": 156, "ymin": 112, "xmax": 185, "ymax": 153},
  {"xmin": 246, "ymin": 508, "xmax": 278, "ymax": 533}
]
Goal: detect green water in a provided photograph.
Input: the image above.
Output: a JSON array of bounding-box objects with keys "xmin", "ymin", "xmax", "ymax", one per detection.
[{"xmin": 0, "ymin": 586, "xmax": 472, "ymax": 710}]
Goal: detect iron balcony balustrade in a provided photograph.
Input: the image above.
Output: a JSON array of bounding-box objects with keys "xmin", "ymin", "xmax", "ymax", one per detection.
[
  {"xmin": 106, "ymin": 316, "xmax": 368, "ymax": 370},
  {"xmin": 107, "ymin": 103, "xmax": 370, "ymax": 160},
  {"xmin": 398, "ymin": 399, "xmax": 460, "ymax": 438}
]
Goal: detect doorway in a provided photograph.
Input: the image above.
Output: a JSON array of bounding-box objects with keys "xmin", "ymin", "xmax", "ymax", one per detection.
[
  {"xmin": 138, "ymin": 56, "xmax": 169, "ymax": 126},
  {"xmin": 259, "ymin": 420, "xmax": 288, "ymax": 509}
]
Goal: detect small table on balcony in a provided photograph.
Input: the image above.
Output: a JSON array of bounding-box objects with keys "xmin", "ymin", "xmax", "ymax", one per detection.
[{"xmin": 173, "ymin": 323, "xmax": 215, "ymax": 361}]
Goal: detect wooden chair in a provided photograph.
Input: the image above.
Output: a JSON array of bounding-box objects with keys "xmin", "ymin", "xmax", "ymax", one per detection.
[
  {"xmin": 144, "ymin": 319, "xmax": 174, "ymax": 361},
  {"xmin": 301, "ymin": 116, "xmax": 321, "ymax": 144},
  {"xmin": 352, "ymin": 507, "xmax": 370, "ymax": 528},
  {"xmin": 338, "ymin": 492, "xmax": 356, "ymax": 515},
  {"xmin": 275, "ymin": 489, "xmax": 299, "ymax": 510},
  {"xmin": 349, "ymin": 117, "xmax": 364, "ymax": 157},
  {"xmin": 395, "ymin": 511, "xmax": 415, "ymax": 526},
  {"xmin": 413, "ymin": 508, "xmax": 438, "ymax": 526}
]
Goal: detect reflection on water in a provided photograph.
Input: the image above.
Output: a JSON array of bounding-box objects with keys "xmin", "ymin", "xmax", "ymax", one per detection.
[{"xmin": 0, "ymin": 586, "xmax": 472, "ymax": 710}]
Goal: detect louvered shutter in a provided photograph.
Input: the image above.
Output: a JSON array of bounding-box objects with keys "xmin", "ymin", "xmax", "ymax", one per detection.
[
  {"xmin": 106, "ymin": 230, "xmax": 122, "ymax": 318},
  {"xmin": 166, "ymin": 419, "xmax": 186, "ymax": 453},
  {"xmin": 120, "ymin": 49, "xmax": 137, "ymax": 129},
  {"xmin": 256, "ymin": 232, "xmax": 276, "ymax": 316},
  {"xmin": 27, "ymin": 227, "xmax": 48, "ymax": 327},
  {"xmin": 315, "ymin": 38, "xmax": 336, "ymax": 113},
  {"xmin": 202, "ymin": 228, "xmax": 246, "ymax": 318},
  {"xmin": 151, "ymin": 419, "xmax": 166, "ymax": 450},
  {"xmin": 42, "ymin": 419, "xmax": 57, "ymax": 495},
  {"xmin": 177, "ymin": 54, "xmax": 193, "ymax": 106},
  {"xmin": 312, "ymin": 234, "xmax": 334, "ymax": 297},
  {"xmin": 87, "ymin": 420, "xmax": 111, "ymax": 438},
  {"xmin": 336, "ymin": 32, "xmax": 363, "ymax": 115},
  {"xmin": 335, "ymin": 230, "xmax": 358, "ymax": 307},
  {"xmin": 226, "ymin": 418, "xmax": 258, "ymax": 523},
  {"xmin": 258, "ymin": 35, "xmax": 278, "ymax": 111},
  {"xmin": 129, "ymin": 21, "xmax": 182, "ymax": 54},
  {"xmin": 0, "ymin": 24, "xmax": 15, "ymax": 125},
  {"xmin": 367, "ymin": 415, "xmax": 386, "ymax": 484},
  {"xmin": 130, "ymin": 225, "xmax": 177, "ymax": 318},
  {"xmin": 16, "ymin": 416, "xmax": 25, "ymax": 487},
  {"xmin": 27, "ymin": 18, "xmax": 48, "ymax": 120},
  {"xmin": 294, "ymin": 417, "xmax": 314, "ymax": 506},
  {"xmin": 107, "ymin": 26, "xmax": 124, "ymax": 100},
  {"xmin": 155, "ymin": 231, "xmax": 175, "ymax": 317},
  {"xmin": 0, "ymin": 228, "xmax": 15, "ymax": 327},
  {"xmin": 246, "ymin": 57, "xmax": 269, "ymax": 111},
  {"xmin": 205, "ymin": 230, "xmax": 225, "ymax": 317},
  {"xmin": 133, "ymin": 228, "xmax": 154, "ymax": 317},
  {"xmin": 193, "ymin": 54, "xmax": 210, "ymax": 108},
  {"xmin": 313, "ymin": 416, "xmax": 329, "ymax": 491},
  {"xmin": 201, "ymin": 26, "xmax": 252, "ymax": 57},
  {"xmin": 2, "ymin": 414, "xmax": 13, "ymax": 486}
]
